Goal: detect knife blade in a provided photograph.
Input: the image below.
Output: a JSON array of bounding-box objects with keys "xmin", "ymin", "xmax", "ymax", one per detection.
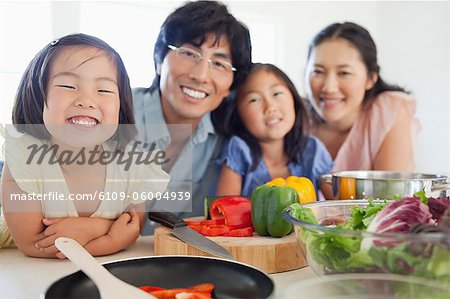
[{"xmin": 148, "ymin": 211, "xmax": 234, "ymax": 260}]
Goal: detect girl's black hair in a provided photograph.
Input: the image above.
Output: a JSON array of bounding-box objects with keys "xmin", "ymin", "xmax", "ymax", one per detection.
[
  {"xmin": 12, "ymin": 33, "xmax": 136, "ymax": 147},
  {"xmin": 150, "ymin": 0, "xmax": 252, "ymax": 93},
  {"xmin": 221, "ymin": 63, "xmax": 310, "ymax": 170},
  {"xmin": 307, "ymin": 22, "xmax": 406, "ymax": 110}
]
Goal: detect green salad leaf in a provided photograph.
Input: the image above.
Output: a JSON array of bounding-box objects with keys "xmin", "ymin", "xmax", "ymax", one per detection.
[
  {"xmin": 290, "ymin": 203, "xmax": 317, "ymax": 224},
  {"xmin": 415, "ymin": 246, "xmax": 450, "ymax": 280},
  {"xmin": 288, "ymin": 201, "xmax": 450, "ymax": 283},
  {"xmin": 369, "ymin": 243, "xmax": 419, "ymax": 274},
  {"xmin": 345, "ymin": 199, "xmax": 387, "ymax": 230},
  {"xmin": 414, "ymin": 190, "xmax": 429, "ymax": 205},
  {"xmin": 290, "ymin": 203, "xmax": 371, "ymax": 272},
  {"xmin": 308, "ymin": 231, "xmax": 363, "ymax": 272}
]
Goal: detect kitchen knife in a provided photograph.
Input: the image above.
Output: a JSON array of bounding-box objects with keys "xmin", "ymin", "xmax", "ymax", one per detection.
[{"xmin": 148, "ymin": 212, "xmax": 234, "ymax": 260}]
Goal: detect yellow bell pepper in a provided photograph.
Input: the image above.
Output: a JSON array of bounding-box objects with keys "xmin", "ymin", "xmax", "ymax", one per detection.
[{"xmin": 266, "ymin": 176, "xmax": 316, "ymax": 204}]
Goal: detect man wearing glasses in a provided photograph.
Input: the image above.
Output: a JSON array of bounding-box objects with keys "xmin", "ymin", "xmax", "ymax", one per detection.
[{"xmin": 133, "ymin": 0, "xmax": 252, "ymax": 226}]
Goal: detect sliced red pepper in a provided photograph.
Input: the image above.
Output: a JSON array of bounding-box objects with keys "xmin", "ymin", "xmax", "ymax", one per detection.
[
  {"xmin": 139, "ymin": 286, "xmax": 165, "ymax": 292},
  {"xmin": 185, "ymin": 220, "xmax": 202, "ymax": 227},
  {"xmin": 200, "ymin": 219, "xmax": 225, "ymax": 226},
  {"xmin": 149, "ymin": 287, "xmax": 213, "ymax": 298},
  {"xmin": 199, "ymin": 224, "xmax": 231, "ymax": 236},
  {"xmin": 185, "ymin": 216, "xmax": 253, "ymax": 238},
  {"xmin": 186, "ymin": 221, "xmax": 228, "ymax": 236},
  {"xmin": 226, "ymin": 227, "xmax": 253, "ymax": 237},
  {"xmin": 175, "ymin": 292, "xmax": 212, "ymax": 299},
  {"xmin": 187, "ymin": 283, "xmax": 214, "ymax": 293},
  {"xmin": 210, "ymin": 196, "xmax": 253, "ymax": 229},
  {"xmin": 149, "ymin": 288, "xmax": 192, "ymax": 298},
  {"xmin": 140, "ymin": 283, "xmax": 214, "ymax": 299}
]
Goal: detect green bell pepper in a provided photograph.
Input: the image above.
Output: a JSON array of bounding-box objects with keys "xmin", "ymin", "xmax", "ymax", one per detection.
[{"xmin": 250, "ymin": 184, "xmax": 299, "ymax": 237}]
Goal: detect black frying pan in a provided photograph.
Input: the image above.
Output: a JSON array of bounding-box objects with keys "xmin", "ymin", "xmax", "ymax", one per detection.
[{"xmin": 43, "ymin": 256, "xmax": 274, "ymax": 299}]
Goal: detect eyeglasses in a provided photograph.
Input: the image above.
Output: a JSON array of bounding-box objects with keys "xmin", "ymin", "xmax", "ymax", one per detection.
[{"xmin": 168, "ymin": 45, "xmax": 237, "ymax": 73}]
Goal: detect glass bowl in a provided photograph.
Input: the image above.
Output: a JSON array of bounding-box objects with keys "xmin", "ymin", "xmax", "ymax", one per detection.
[
  {"xmin": 282, "ymin": 200, "xmax": 450, "ymax": 285},
  {"xmin": 278, "ymin": 273, "xmax": 449, "ymax": 299}
]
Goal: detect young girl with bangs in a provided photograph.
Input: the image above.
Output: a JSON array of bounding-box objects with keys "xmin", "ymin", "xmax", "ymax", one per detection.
[
  {"xmin": 0, "ymin": 33, "xmax": 169, "ymax": 257},
  {"xmin": 216, "ymin": 63, "xmax": 333, "ymax": 197}
]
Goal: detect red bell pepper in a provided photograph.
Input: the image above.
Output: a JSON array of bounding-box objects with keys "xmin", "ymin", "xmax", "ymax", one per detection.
[
  {"xmin": 185, "ymin": 220, "xmax": 202, "ymax": 227},
  {"xmin": 140, "ymin": 283, "xmax": 214, "ymax": 299},
  {"xmin": 186, "ymin": 283, "xmax": 214, "ymax": 293},
  {"xmin": 200, "ymin": 219, "xmax": 225, "ymax": 226},
  {"xmin": 225, "ymin": 227, "xmax": 253, "ymax": 237},
  {"xmin": 149, "ymin": 289, "xmax": 212, "ymax": 299},
  {"xmin": 139, "ymin": 286, "xmax": 164, "ymax": 292},
  {"xmin": 209, "ymin": 196, "xmax": 253, "ymax": 229},
  {"xmin": 199, "ymin": 224, "xmax": 231, "ymax": 236},
  {"xmin": 186, "ymin": 221, "xmax": 253, "ymax": 237},
  {"xmin": 186, "ymin": 197, "xmax": 253, "ymax": 237},
  {"xmin": 174, "ymin": 293, "xmax": 212, "ymax": 299}
]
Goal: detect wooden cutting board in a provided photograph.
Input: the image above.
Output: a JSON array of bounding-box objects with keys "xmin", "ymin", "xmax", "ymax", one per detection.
[{"xmin": 153, "ymin": 225, "xmax": 308, "ymax": 274}]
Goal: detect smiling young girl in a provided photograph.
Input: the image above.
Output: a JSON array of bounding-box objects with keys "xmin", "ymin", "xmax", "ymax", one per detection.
[
  {"xmin": 215, "ymin": 63, "xmax": 333, "ymax": 197},
  {"xmin": 0, "ymin": 34, "xmax": 169, "ymax": 257},
  {"xmin": 305, "ymin": 22, "xmax": 420, "ymax": 171}
]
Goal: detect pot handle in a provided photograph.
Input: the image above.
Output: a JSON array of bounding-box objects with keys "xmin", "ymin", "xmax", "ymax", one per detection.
[
  {"xmin": 425, "ymin": 182, "xmax": 450, "ymax": 193},
  {"xmin": 321, "ymin": 174, "xmax": 333, "ymax": 185}
]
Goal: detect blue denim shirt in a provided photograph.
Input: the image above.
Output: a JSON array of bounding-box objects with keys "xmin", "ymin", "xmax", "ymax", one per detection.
[{"xmin": 132, "ymin": 88, "xmax": 222, "ymax": 220}]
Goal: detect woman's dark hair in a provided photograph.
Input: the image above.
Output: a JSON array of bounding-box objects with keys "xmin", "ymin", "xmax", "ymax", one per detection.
[
  {"xmin": 150, "ymin": 0, "xmax": 252, "ymax": 93},
  {"xmin": 223, "ymin": 63, "xmax": 310, "ymax": 170},
  {"xmin": 307, "ymin": 22, "xmax": 406, "ymax": 107},
  {"xmin": 12, "ymin": 33, "xmax": 136, "ymax": 147}
]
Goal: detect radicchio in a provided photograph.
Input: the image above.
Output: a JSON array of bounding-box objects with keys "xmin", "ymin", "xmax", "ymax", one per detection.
[
  {"xmin": 438, "ymin": 206, "xmax": 450, "ymax": 232},
  {"xmin": 428, "ymin": 197, "xmax": 450, "ymax": 223},
  {"xmin": 361, "ymin": 197, "xmax": 434, "ymax": 249}
]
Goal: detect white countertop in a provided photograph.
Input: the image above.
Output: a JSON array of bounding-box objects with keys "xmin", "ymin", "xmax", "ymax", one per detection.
[{"xmin": 0, "ymin": 235, "xmax": 316, "ymax": 299}]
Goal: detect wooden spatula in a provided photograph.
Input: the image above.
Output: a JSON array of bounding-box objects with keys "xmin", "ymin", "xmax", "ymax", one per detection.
[{"xmin": 55, "ymin": 237, "xmax": 154, "ymax": 299}]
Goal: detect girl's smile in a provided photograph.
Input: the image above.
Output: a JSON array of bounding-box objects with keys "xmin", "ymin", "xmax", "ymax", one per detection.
[
  {"xmin": 265, "ymin": 117, "xmax": 282, "ymax": 127},
  {"xmin": 67, "ymin": 115, "xmax": 99, "ymax": 128}
]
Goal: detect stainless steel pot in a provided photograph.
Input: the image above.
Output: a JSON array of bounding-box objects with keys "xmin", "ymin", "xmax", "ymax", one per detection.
[{"xmin": 322, "ymin": 171, "xmax": 450, "ymax": 200}]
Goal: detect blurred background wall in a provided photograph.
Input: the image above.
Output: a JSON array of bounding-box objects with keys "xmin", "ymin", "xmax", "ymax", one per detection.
[{"xmin": 1, "ymin": 1, "xmax": 448, "ymax": 173}]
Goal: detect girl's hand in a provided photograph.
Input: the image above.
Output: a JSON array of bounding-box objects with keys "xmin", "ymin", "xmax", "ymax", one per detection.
[
  {"xmin": 106, "ymin": 210, "xmax": 141, "ymax": 248},
  {"xmin": 35, "ymin": 217, "xmax": 114, "ymax": 254}
]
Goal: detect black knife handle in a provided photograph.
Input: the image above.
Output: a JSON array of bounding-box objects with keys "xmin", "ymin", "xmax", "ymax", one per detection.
[{"xmin": 148, "ymin": 212, "xmax": 186, "ymax": 229}]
